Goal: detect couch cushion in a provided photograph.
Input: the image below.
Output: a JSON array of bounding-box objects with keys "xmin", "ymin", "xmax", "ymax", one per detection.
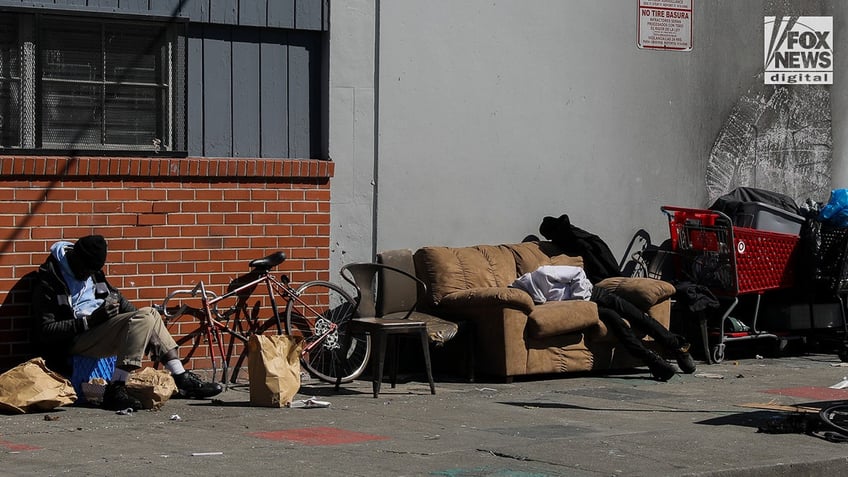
[
  {"xmin": 595, "ymin": 277, "xmax": 676, "ymax": 311},
  {"xmin": 510, "ymin": 241, "xmax": 584, "ymax": 275},
  {"xmin": 527, "ymin": 300, "xmax": 599, "ymax": 338},
  {"xmin": 414, "ymin": 246, "xmax": 516, "ymax": 305}
]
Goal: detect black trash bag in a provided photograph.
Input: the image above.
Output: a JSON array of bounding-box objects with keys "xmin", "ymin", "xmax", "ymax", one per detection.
[{"xmin": 710, "ymin": 187, "xmax": 800, "ymax": 224}]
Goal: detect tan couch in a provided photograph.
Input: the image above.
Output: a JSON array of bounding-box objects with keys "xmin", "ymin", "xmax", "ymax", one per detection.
[{"xmin": 410, "ymin": 241, "xmax": 676, "ymax": 381}]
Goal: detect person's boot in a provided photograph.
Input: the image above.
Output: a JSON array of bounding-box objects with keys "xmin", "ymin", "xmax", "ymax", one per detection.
[
  {"xmin": 674, "ymin": 342, "xmax": 697, "ymax": 374},
  {"xmin": 645, "ymin": 352, "xmax": 676, "ymax": 381},
  {"xmin": 173, "ymin": 371, "xmax": 223, "ymax": 399},
  {"xmin": 102, "ymin": 381, "xmax": 143, "ymax": 411}
]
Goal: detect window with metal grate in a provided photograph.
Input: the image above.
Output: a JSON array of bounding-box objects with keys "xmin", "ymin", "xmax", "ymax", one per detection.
[{"xmin": 0, "ymin": 13, "xmax": 186, "ymax": 154}]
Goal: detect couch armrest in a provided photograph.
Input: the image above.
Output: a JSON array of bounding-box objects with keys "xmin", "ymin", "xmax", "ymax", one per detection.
[
  {"xmin": 438, "ymin": 287, "xmax": 535, "ymax": 313},
  {"xmin": 595, "ymin": 277, "xmax": 676, "ymax": 311}
]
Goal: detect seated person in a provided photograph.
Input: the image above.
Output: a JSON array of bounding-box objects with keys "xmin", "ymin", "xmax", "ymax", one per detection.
[
  {"xmin": 31, "ymin": 235, "xmax": 223, "ymax": 411},
  {"xmin": 512, "ymin": 265, "xmax": 695, "ymax": 381}
]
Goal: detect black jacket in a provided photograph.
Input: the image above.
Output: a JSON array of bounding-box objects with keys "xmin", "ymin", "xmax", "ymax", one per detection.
[
  {"xmin": 539, "ymin": 214, "xmax": 622, "ymax": 284},
  {"xmin": 31, "ymin": 254, "xmax": 136, "ymax": 355}
]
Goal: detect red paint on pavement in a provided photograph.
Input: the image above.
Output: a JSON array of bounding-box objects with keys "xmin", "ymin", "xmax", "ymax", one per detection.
[
  {"xmin": 0, "ymin": 438, "xmax": 41, "ymax": 451},
  {"xmin": 763, "ymin": 386, "xmax": 848, "ymax": 401},
  {"xmin": 248, "ymin": 426, "xmax": 390, "ymax": 445}
]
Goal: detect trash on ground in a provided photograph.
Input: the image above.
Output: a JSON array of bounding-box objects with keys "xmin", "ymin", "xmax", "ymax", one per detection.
[
  {"xmin": 43, "ymin": 415, "xmax": 59, "ymax": 421},
  {"xmin": 288, "ymin": 397, "xmax": 330, "ymax": 408},
  {"xmin": 476, "ymin": 387, "xmax": 497, "ymax": 392},
  {"xmin": 694, "ymin": 373, "xmax": 725, "ymax": 379},
  {"xmin": 830, "ymin": 377, "xmax": 848, "ymax": 389},
  {"xmin": 191, "ymin": 452, "xmax": 223, "ymax": 456},
  {"xmin": 169, "ymin": 414, "xmax": 181, "ymax": 421},
  {"xmin": 115, "ymin": 408, "xmax": 134, "ymax": 415}
]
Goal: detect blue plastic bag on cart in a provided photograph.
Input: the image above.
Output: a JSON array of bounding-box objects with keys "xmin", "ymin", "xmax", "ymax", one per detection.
[{"xmin": 819, "ymin": 189, "xmax": 848, "ymax": 227}]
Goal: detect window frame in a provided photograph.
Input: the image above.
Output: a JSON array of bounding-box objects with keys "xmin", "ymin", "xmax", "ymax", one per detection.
[{"xmin": 0, "ymin": 9, "xmax": 187, "ymax": 156}]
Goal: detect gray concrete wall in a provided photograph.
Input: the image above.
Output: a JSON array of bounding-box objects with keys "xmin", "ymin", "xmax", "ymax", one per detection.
[{"xmin": 329, "ymin": 0, "xmax": 836, "ymax": 272}]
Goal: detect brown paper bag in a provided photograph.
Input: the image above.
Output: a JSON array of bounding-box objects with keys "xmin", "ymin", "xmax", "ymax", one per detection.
[
  {"xmin": 126, "ymin": 367, "xmax": 177, "ymax": 410},
  {"xmin": 248, "ymin": 334, "xmax": 303, "ymax": 407},
  {"xmin": 0, "ymin": 357, "xmax": 77, "ymax": 414}
]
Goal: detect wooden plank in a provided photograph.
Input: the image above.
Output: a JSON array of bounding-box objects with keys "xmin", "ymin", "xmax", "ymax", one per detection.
[
  {"xmin": 87, "ymin": 0, "xmax": 120, "ymax": 8},
  {"xmin": 117, "ymin": 0, "xmax": 147, "ymax": 11},
  {"xmin": 186, "ymin": 24, "xmax": 204, "ymax": 156},
  {"xmin": 237, "ymin": 0, "xmax": 265, "ymax": 27},
  {"xmin": 288, "ymin": 31, "xmax": 320, "ymax": 159},
  {"xmin": 202, "ymin": 25, "xmax": 233, "ymax": 157},
  {"xmin": 166, "ymin": 0, "xmax": 207, "ymax": 22},
  {"xmin": 267, "ymin": 0, "xmax": 294, "ymax": 29},
  {"xmin": 259, "ymin": 29, "xmax": 288, "ymax": 158},
  {"xmin": 149, "ymin": 0, "xmax": 188, "ymax": 17},
  {"xmin": 231, "ymin": 28, "xmax": 260, "ymax": 158},
  {"xmin": 295, "ymin": 0, "xmax": 322, "ymax": 31},
  {"xmin": 209, "ymin": 0, "xmax": 237, "ymax": 25}
]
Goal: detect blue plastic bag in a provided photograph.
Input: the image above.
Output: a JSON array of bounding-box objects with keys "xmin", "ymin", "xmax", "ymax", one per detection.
[{"xmin": 819, "ymin": 189, "xmax": 848, "ymax": 227}]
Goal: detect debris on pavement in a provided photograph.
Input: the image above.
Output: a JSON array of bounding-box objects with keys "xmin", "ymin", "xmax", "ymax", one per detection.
[
  {"xmin": 694, "ymin": 373, "xmax": 725, "ymax": 379},
  {"xmin": 288, "ymin": 397, "xmax": 331, "ymax": 408}
]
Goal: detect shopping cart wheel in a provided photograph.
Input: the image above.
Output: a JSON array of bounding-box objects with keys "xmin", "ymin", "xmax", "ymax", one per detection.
[{"xmin": 711, "ymin": 344, "xmax": 726, "ymax": 364}]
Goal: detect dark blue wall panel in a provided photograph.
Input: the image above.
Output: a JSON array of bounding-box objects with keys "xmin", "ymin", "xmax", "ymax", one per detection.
[
  {"xmin": 260, "ymin": 30, "xmax": 289, "ymax": 158},
  {"xmin": 238, "ymin": 0, "xmax": 264, "ymax": 27},
  {"xmin": 267, "ymin": 0, "xmax": 295, "ymax": 29},
  {"xmin": 202, "ymin": 25, "xmax": 233, "ymax": 158},
  {"xmin": 209, "ymin": 0, "xmax": 237, "ymax": 25},
  {"xmin": 287, "ymin": 31, "xmax": 319, "ymax": 159},
  {"xmin": 186, "ymin": 24, "xmax": 205, "ymax": 157},
  {"xmin": 232, "ymin": 28, "xmax": 261, "ymax": 157}
]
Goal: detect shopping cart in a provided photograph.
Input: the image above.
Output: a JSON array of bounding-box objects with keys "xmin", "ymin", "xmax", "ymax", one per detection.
[
  {"xmin": 661, "ymin": 206, "xmax": 800, "ymax": 363},
  {"xmin": 805, "ymin": 222, "xmax": 848, "ymax": 361}
]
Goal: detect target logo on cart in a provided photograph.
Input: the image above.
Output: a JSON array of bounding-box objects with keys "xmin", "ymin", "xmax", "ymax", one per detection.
[{"xmin": 737, "ymin": 240, "xmax": 746, "ymax": 254}]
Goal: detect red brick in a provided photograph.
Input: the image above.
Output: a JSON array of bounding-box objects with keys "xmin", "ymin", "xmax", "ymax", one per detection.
[{"xmin": 137, "ymin": 214, "xmax": 167, "ymax": 226}]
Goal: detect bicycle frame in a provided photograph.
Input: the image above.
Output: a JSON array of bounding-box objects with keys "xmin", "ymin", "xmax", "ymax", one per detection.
[{"xmin": 161, "ymin": 270, "xmax": 339, "ymax": 385}]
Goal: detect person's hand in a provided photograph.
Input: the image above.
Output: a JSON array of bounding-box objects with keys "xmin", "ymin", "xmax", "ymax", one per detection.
[{"xmin": 88, "ymin": 294, "xmax": 120, "ymax": 328}]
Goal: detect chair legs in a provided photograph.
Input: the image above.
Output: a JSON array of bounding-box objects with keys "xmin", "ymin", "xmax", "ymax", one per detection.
[{"xmin": 336, "ymin": 319, "xmax": 435, "ymax": 398}]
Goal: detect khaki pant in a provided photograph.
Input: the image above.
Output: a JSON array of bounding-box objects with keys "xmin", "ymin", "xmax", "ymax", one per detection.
[{"xmin": 70, "ymin": 306, "xmax": 178, "ymax": 368}]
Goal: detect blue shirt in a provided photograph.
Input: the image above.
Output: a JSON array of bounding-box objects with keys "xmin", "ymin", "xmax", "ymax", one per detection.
[{"xmin": 50, "ymin": 241, "xmax": 104, "ymax": 319}]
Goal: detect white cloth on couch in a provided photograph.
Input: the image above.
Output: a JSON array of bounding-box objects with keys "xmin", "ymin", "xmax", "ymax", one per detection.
[{"xmin": 510, "ymin": 265, "xmax": 593, "ymax": 304}]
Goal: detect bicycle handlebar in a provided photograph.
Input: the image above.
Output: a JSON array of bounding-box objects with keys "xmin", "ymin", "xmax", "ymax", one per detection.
[{"xmin": 159, "ymin": 281, "xmax": 219, "ymax": 318}]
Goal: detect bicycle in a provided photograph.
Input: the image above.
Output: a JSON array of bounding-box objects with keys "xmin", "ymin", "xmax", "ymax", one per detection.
[
  {"xmin": 156, "ymin": 251, "xmax": 371, "ymax": 386},
  {"xmin": 818, "ymin": 401, "xmax": 848, "ymax": 442}
]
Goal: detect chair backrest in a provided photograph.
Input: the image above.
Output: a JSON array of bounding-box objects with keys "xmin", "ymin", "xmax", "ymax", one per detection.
[
  {"xmin": 340, "ymin": 263, "xmax": 381, "ymax": 318},
  {"xmin": 340, "ymin": 251, "xmax": 426, "ymax": 320},
  {"xmin": 377, "ymin": 249, "xmax": 420, "ymax": 315}
]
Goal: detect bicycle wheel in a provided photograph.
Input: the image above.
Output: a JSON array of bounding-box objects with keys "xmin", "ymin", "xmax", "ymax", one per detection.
[
  {"xmin": 819, "ymin": 402, "xmax": 848, "ymax": 438},
  {"xmin": 285, "ymin": 280, "xmax": 370, "ymax": 383}
]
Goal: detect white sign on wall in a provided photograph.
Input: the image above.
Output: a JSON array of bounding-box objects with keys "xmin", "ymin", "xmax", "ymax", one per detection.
[
  {"xmin": 637, "ymin": 0, "xmax": 693, "ymax": 51},
  {"xmin": 764, "ymin": 16, "xmax": 833, "ymax": 84}
]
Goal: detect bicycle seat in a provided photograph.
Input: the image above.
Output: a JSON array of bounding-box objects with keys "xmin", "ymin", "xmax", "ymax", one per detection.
[{"xmin": 249, "ymin": 252, "xmax": 286, "ymax": 271}]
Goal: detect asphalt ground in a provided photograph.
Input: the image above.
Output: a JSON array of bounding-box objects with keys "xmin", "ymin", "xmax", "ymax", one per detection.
[{"xmin": 4, "ymin": 348, "xmax": 848, "ymax": 477}]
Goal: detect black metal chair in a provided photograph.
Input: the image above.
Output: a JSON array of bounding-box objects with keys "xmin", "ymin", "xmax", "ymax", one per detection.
[{"xmin": 336, "ymin": 262, "xmax": 439, "ymax": 397}]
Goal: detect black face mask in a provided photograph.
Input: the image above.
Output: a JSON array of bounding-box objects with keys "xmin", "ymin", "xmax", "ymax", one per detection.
[{"xmin": 67, "ymin": 251, "xmax": 97, "ymax": 281}]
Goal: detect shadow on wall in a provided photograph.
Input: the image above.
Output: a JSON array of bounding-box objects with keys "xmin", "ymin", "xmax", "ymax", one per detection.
[{"xmin": 0, "ymin": 271, "xmax": 39, "ymax": 372}]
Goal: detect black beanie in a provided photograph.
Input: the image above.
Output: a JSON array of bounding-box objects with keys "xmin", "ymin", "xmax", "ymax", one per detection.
[{"xmin": 74, "ymin": 235, "xmax": 108, "ymax": 271}]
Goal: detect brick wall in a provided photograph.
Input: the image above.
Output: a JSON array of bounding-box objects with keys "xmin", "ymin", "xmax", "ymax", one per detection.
[{"xmin": 0, "ymin": 156, "xmax": 334, "ymax": 374}]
